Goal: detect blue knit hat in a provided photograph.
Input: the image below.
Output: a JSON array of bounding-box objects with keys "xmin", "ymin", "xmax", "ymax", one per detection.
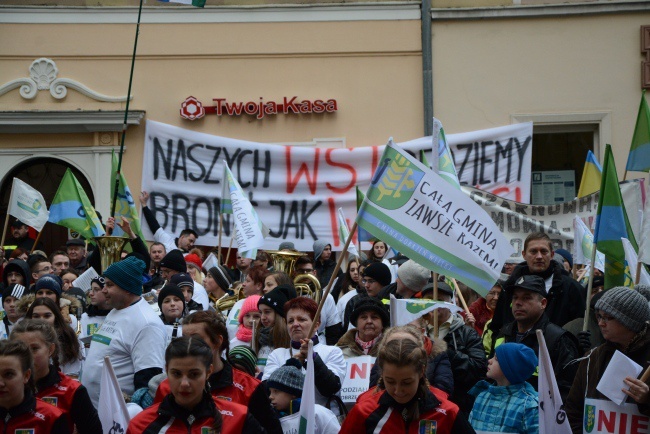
[
  {"xmin": 34, "ymin": 274, "xmax": 63, "ymax": 297},
  {"xmin": 495, "ymin": 343, "xmax": 537, "ymax": 385},
  {"xmin": 103, "ymin": 257, "xmax": 146, "ymax": 296}
]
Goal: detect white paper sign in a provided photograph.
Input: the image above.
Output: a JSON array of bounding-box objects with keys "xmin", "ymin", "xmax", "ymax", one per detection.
[
  {"xmin": 72, "ymin": 266, "xmax": 99, "ymax": 291},
  {"xmin": 596, "ymin": 350, "xmax": 642, "ymax": 406},
  {"xmin": 583, "ymin": 398, "xmax": 649, "ymax": 434},
  {"xmin": 340, "ymin": 355, "xmax": 375, "ymax": 403}
]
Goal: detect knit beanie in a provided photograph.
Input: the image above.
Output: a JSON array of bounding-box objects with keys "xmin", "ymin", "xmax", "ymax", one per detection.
[
  {"xmin": 2, "ymin": 283, "xmax": 26, "ymax": 301},
  {"xmin": 103, "ymin": 256, "xmax": 146, "ymax": 296},
  {"xmin": 279, "ymin": 241, "xmax": 295, "ymax": 251},
  {"xmin": 208, "ymin": 265, "xmax": 233, "ymax": 291},
  {"xmin": 238, "ymin": 295, "xmax": 262, "ymax": 324},
  {"xmin": 313, "ymin": 240, "xmax": 329, "ymax": 262},
  {"xmin": 91, "ymin": 276, "xmax": 105, "ymax": 289},
  {"xmin": 397, "ymin": 260, "xmax": 430, "ymax": 293},
  {"xmin": 258, "ymin": 284, "xmax": 297, "ymax": 318},
  {"xmin": 350, "ymin": 297, "xmax": 390, "ymax": 328},
  {"xmin": 267, "ymin": 364, "xmax": 304, "ymax": 397},
  {"xmin": 634, "ymin": 284, "xmax": 650, "ymax": 303},
  {"xmin": 495, "ymin": 343, "xmax": 538, "ymax": 385},
  {"xmin": 157, "ymin": 284, "xmax": 186, "ymax": 312},
  {"xmin": 159, "ymin": 250, "xmax": 187, "ymax": 273},
  {"xmin": 34, "ymin": 274, "xmax": 63, "ymax": 297},
  {"xmin": 595, "ymin": 286, "xmax": 650, "ymax": 333},
  {"xmin": 363, "ymin": 262, "xmax": 392, "ymax": 287},
  {"xmin": 184, "ymin": 254, "xmax": 203, "ymax": 271},
  {"xmin": 229, "ymin": 345, "xmax": 258, "ymax": 377},
  {"xmin": 554, "ymin": 249, "xmax": 573, "ymax": 268},
  {"xmin": 170, "ymin": 273, "xmax": 194, "ymax": 289}
]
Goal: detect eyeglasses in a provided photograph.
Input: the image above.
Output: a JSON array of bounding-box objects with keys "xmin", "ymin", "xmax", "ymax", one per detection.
[
  {"xmin": 35, "ymin": 266, "xmax": 53, "ymax": 273},
  {"xmin": 297, "ymin": 268, "xmax": 314, "ymax": 274},
  {"xmin": 362, "ymin": 278, "xmax": 376, "ymax": 285},
  {"xmin": 596, "ymin": 313, "xmax": 615, "ymax": 323}
]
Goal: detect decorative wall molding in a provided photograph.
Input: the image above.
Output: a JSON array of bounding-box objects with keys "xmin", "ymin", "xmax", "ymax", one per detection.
[
  {"xmin": 0, "ymin": 58, "xmax": 132, "ymax": 102},
  {"xmin": 0, "ymin": 110, "xmax": 145, "ymax": 134}
]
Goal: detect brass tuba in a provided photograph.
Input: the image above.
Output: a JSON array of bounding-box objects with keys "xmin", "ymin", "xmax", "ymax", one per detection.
[
  {"xmin": 265, "ymin": 249, "xmax": 305, "ymax": 276},
  {"xmin": 93, "ymin": 236, "xmax": 129, "ymax": 271},
  {"xmin": 293, "ymin": 272, "xmax": 322, "ymax": 305},
  {"xmin": 214, "ymin": 284, "xmax": 245, "ymax": 312}
]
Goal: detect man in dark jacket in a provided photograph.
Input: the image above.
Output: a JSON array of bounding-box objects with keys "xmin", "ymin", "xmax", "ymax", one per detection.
[
  {"xmin": 434, "ymin": 281, "xmax": 487, "ymax": 416},
  {"xmin": 4, "ymin": 220, "xmax": 43, "ymax": 258},
  {"xmin": 493, "ymin": 275, "xmax": 580, "ymax": 400},
  {"xmin": 491, "ymin": 232, "xmax": 585, "ymax": 335},
  {"xmin": 313, "ymin": 240, "xmax": 341, "ymax": 289}
]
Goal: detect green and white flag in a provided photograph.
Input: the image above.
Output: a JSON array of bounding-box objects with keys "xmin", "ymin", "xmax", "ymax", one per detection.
[
  {"xmin": 389, "ymin": 294, "xmax": 462, "ymax": 327},
  {"xmin": 572, "ymin": 217, "xmax": 605, "ymax": 271},
  {"xmin": 48, "ymin": 169, "xmax": 105, "ymax": 240},
  {"xmin": 337, "ymin": 207, "xmax": 359, "ymax": 258},
  {"xmin": 223, "ymin": 162, "xmax": 268, "ymax": 259},
  {"xmin": 298, "ymin": 340, "xmax": 315, "ymax": 434},
  {"xmin": 431, "ymin": 118, "xmax": 461, "ymax": 189},
  {"xmin": 622, "ymin": 237, "xmax": 650, "ymax": 285},
  {"xmin": 7, "ymin": 178, "xmax": 49, "ymax": 232},
  {"xmin": 356, "ymin": 140, "xmax": 514, "ymax": 296},
  {"xmin": 220, "ymin": 163, "xmax": 233, "ymax": 215},
  {"xmin": 111, "ymin": 150, "xmax": 145, "ymax": 240}
]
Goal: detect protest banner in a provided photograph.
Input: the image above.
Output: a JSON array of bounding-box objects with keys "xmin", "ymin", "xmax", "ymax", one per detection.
[
  {"xmin": 583, "ymin": 398, "xmax": 649, "ymax": 434},
  {"xmin": 463, "ymin": 180, "xmax": 643, "ymax": 256},
  {"xmin": 141, "ymin": 120, "xmax": 532, "ymax": 251},
  {"xmin": 340, "ymin": 355, "xmax": 376, "ymax": 404}
]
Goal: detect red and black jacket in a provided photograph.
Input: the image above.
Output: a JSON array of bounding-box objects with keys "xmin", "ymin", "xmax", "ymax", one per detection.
[
  {"xmin": 340, "ymin": 385, "xmax": 475, "ymax": 434},
  {"xmin": 36, "ymin": 365, "xmax": 102, "ymax": 434},
  {"xmin": 127, "ymin": 392, "xmax": 264, "ymax": 434},
  {"xmin": 155, "ymin": 359, "xmax": 281, "ymax": 434},
  {"xmin": 0, "ymin": 389, "xmax": 70, "ymax": 434}
]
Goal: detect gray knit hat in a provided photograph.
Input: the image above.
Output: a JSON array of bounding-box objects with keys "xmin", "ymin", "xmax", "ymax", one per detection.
[
  {"xmin": 595, "ymin": 286, "xmax": 650, "ymax": 333},
  {"xmin": 634, "ymin": 284, "xmax": 650, "ymax": 303},
  {"xmin": 208, "ymin": 264, "xmax": 233, "ymax": 292},
  {"xmin": 313, "ymin": 240, "xmax": 329, "ymax": 262},
  {"xmin": 267, "ymin": 364, "xmax": 304, "ymax": 397},
  {"xmin": 397, "ymin": 260, "xmax": 430, "ymax": 293}
]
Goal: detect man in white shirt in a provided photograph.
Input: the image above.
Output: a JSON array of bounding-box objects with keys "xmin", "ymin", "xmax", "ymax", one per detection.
[{"xmin": 81, "ymin": 256, "xmax": 167, "ymax": 407}]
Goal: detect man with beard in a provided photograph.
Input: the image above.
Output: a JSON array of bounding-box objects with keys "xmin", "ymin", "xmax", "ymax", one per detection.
[
  {"xmin": 139, "ymin": 191, "xmax": 198, "ymax": 254},
  {"xmin": 490, "ymin": 232, "xmax": 585, "ymax": 337}
]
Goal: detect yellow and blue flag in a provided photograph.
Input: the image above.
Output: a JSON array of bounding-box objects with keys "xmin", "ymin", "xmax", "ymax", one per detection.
[{"xmin": 577, "ymin": 150, "xmax": 602, "ymax": 198}]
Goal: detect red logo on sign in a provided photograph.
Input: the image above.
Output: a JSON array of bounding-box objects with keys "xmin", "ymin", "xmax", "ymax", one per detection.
[{"xmin": 180, "ymin": 96, "xmax": 205, "ymax": 120}]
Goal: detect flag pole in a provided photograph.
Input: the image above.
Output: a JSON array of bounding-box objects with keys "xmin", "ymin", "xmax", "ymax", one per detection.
[
  {"xmin": 217, "ymin": 213, "xmax": 224, "ymax": 263},
  {"xmin": 225, "ymin": 230, "xmax": 235, "ymax": 265},
  {"xmin": 30, "ymin": 228, "xmax": 45, "ymax": 254},
  {"xmin": 307, "ymin": 222, "xmax": 357, "ymax": 339},
  {"xmin": 110, "ymin": 0, "xmax": 145, "ymax": 224},
  {"xmin": 432, "ymin": 272, "xmax": 439, "ymax": 339},
  {"xmin": 582, "ymin": 245, "xmax": 598, "ymax": 332},
  {"xmin": 635, "ymin": 261, "xmax": 642, "ymax": 285},
  {"xmin": 450, "ymin": 278, "xmax": 470, "ymax": 314},
  {"xmin": 0, "ymin": 213, "xmax": 9, "ymax": 249}
]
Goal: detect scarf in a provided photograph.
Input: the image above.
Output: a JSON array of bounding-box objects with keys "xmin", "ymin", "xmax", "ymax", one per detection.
[
  {"xmin": 236, "ymin": 325, "xmax": 253, "ymax": 342},
  {"xmin": 259, "ymin": 326, "xmax": 272, "ymax": 347},
  {"xmin": 291, "ymin": 335, "xmax": 319, "ymax": 350},
  {"xmin": 354, "ymin": 332, "xmax": 382, "ymax": 355}
]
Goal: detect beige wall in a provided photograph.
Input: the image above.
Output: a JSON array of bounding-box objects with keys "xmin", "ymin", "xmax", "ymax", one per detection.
[{"xmin": 431, "ymin": 11, "xmax": 650, "ymax": 173}]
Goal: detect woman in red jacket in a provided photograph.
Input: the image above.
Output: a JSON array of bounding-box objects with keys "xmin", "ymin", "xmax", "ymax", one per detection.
[
  {"xmin": 340, "ymin": 326, "xmax": 476, "ymax": 434},
  {"xmin": 128, "ymin": 336, "xmax": 264, "ymax": 433},
  {"xmin": 10, "ymin": 319, "xmax": 101, "ymax": 434},
  {"xmin": 0, "ymin": 339, "xmax": 69, "ymax": 433}
]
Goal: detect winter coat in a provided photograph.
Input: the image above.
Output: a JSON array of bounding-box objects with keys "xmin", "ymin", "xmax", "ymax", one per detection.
[
  {"xmin": 315, "ymin": 257, "xmax": 342, "ymax": 289},
  {"xmin": 494, "ymin": 313, "xmax": 580, "ymax": 401},
  {"xmin": 490, "ymin": 261, "xmax": 585, "ymax": 333},
  {"xmin": 432, "ymin": 314, "xmax": 487, "ymax": 414},
  {"xmin": 0, "ymin": 389, "xmax": 69, "ymax": 434},
  {"xmin": 566, "ymin": 325, "xmax": 650, "ymax": 433},
  {"xmin": 336, "ymin": 328, "xmax": 381, "ymax": 358},
  {"xmin": 468, "ymin": 297, "xmax": 493, "ymax": 336},
  {"xmin": 127, "ymin": 392, "xmax": 263, "ymax": 434},
  {"xmin": 340, "ymin": 385, "xmax": 474, "ymax": 434},
  {"xmin": 469, "ymin": 380, "xmax": 539, "ymax": 434}
]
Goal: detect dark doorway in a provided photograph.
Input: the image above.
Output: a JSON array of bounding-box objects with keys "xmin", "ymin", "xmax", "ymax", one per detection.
[{"xmin": 1, "ymin": 158, "xmax": 96, "ymax": 255}]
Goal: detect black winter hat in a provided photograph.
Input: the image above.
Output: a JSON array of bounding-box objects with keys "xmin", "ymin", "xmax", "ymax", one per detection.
[
  {"xmin": 363, "ymin": 262, "xmax": 392, "ymax": 287},
  {"xmin": 208, "ymin": 265, "xmax": 233, "ymax": 292},
  {"xmin": 350, "ymin": 297, "xmax": 389, "ymax": 328},
  {"xmin": 157, "ymin": 284, "xmax": 186, "ymax": 313},
  {"xmin": 258, "ymin": 284, "xmax": 297, "ymax": 318},
  {"xmin": 160, "ymin": 250, "xmax": 187, "ymax": 273}
]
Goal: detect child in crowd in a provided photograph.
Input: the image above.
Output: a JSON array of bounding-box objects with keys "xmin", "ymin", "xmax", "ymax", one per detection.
[
  {"xmin": 230, "ymin": 295, "xmax": 261, "ymax": 348},
  {"xmin": 267, "ymin": 363, "xmax": 341, "ymax": 434},
  {"xmin": 469, "ymin": 342, "xmax": 539, "ymax": 433}
]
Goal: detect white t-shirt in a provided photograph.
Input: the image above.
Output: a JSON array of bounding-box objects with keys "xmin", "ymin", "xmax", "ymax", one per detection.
[
  {"xmin": 256, "ymin": 345, "xmax": 272, "ymax": 375},
  {"xmin": 60, "ymin": 338, "xmax": 86, "ymax": 378},
  {"xmin": 317, "ymin": 294, "xmax": 339, "ymax": 343},
  {"xmin": 336, "ymin": 289, "xmax": 357, "ymax": 323},
  {"xmin": 81, "ymin": 297, "xmax": 167, "ymax": 407},
  {"xmin": 226, "ymin": 298, "xmax": 246, "ymax": 341},
  {"xmin": 192, "ymin": 281, "xmax": 209, "ymax": 311},
  {"xmin": 163, "ymin": 323, "xmax": 183, "ymax": 347},
  {"xmin": 80, "ymin": 312, "xmax": 107, "ymax": 340},
  {"xmin": 153, "ymin": 228, "xmax": 178, "ymax": 259},
  {"xmin": 262, "ymin": 342, "xmax": 346, "ymax": 407},
  {"xmin": 229, "ymin": 336, "xmax": 250, "ymax": 349},
  {"xmin": 279, "ymin": 404, "xmax": 340, "ymax": 434}
]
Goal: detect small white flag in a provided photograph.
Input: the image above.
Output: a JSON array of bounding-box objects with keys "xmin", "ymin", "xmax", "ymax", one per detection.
[
  {"xmin": 389, "ymin": 294, "xmax": 462, "ymax": 327},
  {"xmin": 622, "ymin": 237, "xmax": 650, "ymax": 285},
  {"xmin": 298, "ymin": 340, "xmax": 315, "ymax": 434},
  {"xmin": 98, "ymin": 356, "xmax": 131, "ymax": 434},
  {"xmin": 337, "ymin": 208, "xmax": 359, "ymax": 258},
  {"xmin": 638, "ymin": 182, "xmax": 650, "ymax": 264},
  {"xmin": 536, "ymin": 330, "xmax": 572, "ymax": 434},
  {"xmin": 7, "ymin": 178, "xmax": 49, "ymax": 232},
  {"xmin": 203, "ymin": 252, "xmax": 219, "ymax": 271}
]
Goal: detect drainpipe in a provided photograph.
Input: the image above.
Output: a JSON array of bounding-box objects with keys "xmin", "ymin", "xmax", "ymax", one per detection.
[{"xmin": 421, "ymin": 0, "xmax": 433, "ymax": 136}]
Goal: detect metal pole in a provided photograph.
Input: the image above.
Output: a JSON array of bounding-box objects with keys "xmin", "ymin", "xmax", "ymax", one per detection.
[{"xmin": 421, "ymin": 0, "xmax": 433, "ymax": 136}]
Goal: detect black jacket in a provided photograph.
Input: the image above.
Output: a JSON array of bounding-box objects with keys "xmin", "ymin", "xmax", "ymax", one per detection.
[
  {"xmin": 490, "ymin": 261, "xmax": 585, "ymax": 333},
  {"xmin": 315, "ymin": 257, "xmax": 342, "ymax": 289},
  {"xmin": 439, "ymin": 314, "xmax": 487, "ymax": 415},
  {"xmin": 494, "ymin": 313, "xmax": 580, "ymax": 401}
]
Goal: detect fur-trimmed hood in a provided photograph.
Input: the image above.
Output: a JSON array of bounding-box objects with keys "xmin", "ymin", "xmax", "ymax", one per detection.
[{"xmin": 16, "ymin": 293, "xmax": 81, "ymax": 322}]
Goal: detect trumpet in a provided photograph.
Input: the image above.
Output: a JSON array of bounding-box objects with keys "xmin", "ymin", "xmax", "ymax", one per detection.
[{"xmin": 294, "ymin": 272, "xmax": 321, "ymax": 305}]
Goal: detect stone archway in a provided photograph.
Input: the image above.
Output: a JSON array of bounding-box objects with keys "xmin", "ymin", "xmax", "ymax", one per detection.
[{"xmin": 0, "ymin": 157, "xmax": 96, "ymax": 254}]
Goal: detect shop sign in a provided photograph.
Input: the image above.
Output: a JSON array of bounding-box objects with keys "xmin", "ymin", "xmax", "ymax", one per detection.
[{"xmin": 180, "ymin": 96, "xmax": 337, "ymax": 120}]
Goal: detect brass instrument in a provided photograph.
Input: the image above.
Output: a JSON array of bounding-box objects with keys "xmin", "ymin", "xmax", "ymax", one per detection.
[
  {"xmin": 293, "ymin": 272, "xmax": 322, "ymax": 305},
  {"xmin": 93, "ymin": 236, "xmax": 129, "ymax": 271},
  {"xmin": 76, "ymin": 307, "xmax": 82, "ymax": 336},
  {"xmin": 215, "ymin": 285, "xmax": 245, "ymax": 312},
  {"xmin": 266, "ymin": 249, "xmax": 304, "ymax": 276}
]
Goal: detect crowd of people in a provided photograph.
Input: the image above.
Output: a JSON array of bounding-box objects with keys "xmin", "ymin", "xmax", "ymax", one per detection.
[{"xmin": 0, "ymin": 206, "xmax": 648, "ymax": 434}]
